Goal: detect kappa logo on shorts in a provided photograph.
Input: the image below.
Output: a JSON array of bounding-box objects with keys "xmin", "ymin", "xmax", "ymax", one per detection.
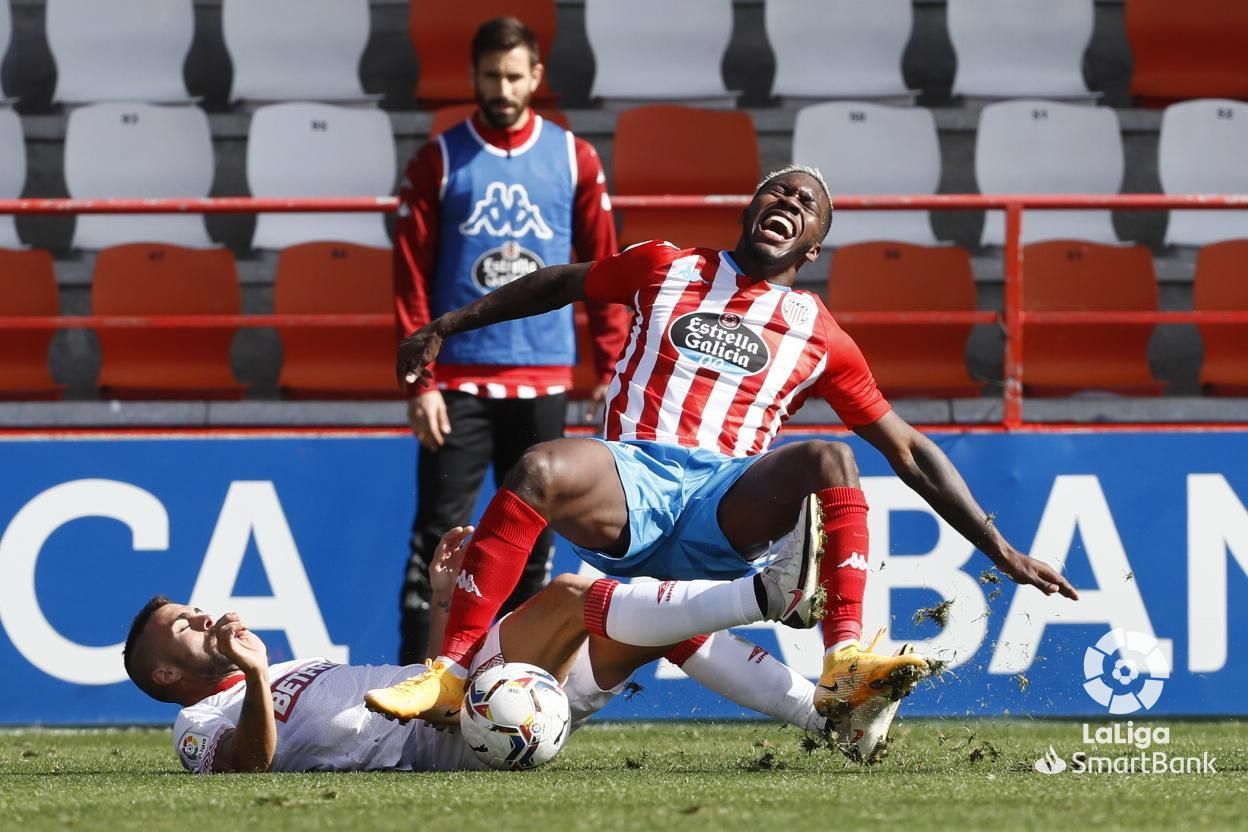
[{"xmin": 457, "ymin": 570, "xmax": 484, "ymax": 597}]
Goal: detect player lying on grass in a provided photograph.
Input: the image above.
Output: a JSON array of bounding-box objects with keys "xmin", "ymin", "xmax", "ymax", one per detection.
[
  {"xmin": 369, "ymin": 164, "xmax": 1079, "ymax": 725},
  {"xmin": 124, "ymin": 519, "xmax": 916, "ymax": 774}
]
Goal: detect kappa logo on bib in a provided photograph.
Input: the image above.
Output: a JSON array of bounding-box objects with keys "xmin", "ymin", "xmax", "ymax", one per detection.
[
  {"xmin": 471, "ymin": 240, "xmax": 546, "ymax": 292},
  {"xmin": 668, "ymin": 311, "xmax": 771, "ymax": 376},
  {"xmin": 459, "ymin": 182, "xmax": 554, "ymax": 240}
]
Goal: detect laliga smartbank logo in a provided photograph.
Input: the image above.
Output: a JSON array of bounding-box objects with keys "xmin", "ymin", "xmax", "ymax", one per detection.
[{"xmin": 1032, "ymin": 629, "xmax": 1217, "ymax": 776}]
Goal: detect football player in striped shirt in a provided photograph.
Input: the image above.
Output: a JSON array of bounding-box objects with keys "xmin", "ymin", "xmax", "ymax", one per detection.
[{"xmin": 368, "ymin": 165, "xmax": 1078, "ymax": 728}]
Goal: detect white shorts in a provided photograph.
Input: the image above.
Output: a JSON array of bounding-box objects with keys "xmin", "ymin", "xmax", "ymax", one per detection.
[{"xmin": 468, "ymin": 615, "xmax": 627, "ymax": 730}]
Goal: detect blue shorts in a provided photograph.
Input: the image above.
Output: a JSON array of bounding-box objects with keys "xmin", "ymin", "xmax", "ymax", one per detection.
[{"xmin": 571, "ymin": 439, "xmax": 765, "ymax": 580}]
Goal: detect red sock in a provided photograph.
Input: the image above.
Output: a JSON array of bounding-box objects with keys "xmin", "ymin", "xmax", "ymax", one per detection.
[
  {"xmin": 664, "ymin": 635, "xmax": 709, "ymax": 667},
  {"xmin": 816, "ymin": 486, "xmax": 870, "ymax": 650},
  {"xmin": 439, "ymin": 489, "xmax": 547, "ymax": 664}
]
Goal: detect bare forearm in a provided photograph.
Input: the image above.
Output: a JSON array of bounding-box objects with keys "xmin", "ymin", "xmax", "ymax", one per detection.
[
  {"xmin": 891, "ymin": 435, "xmax": 1010, "ymax": 562},
  {"xmin": 432, "ymin": 263, "xmax": 590, "ymax": 339},
  {"xmin": 427, "ymin": 590, "xmax": 451, "ymax": 661},
  {"xmin": 225, "ymin": 669, "xmax": 276, "ymax": 772}
]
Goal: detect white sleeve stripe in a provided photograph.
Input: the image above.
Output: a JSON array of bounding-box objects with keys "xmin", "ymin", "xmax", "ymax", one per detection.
[
  {"xmin": 436, "ymin": 134, "xmax": 449, "ymax": 201},
  {"xmin": 566, "ymin": 132, "xmax": 578, "ymax": 192}
]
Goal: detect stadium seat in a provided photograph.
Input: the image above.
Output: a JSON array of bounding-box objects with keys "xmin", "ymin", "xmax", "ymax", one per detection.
[
  {"xmin": 0, "ymin": 106, "xmax": 24, "ymax": 248},
  {"xmin": 1022, "ymin": 241, "xmax": 1162, "ymax": 396},
  {"xmin": 64, "ymin": 103, "xmax": 214, "ymax": 250},
  {"xmin": 247, "ymin": 103, "xmax": 395, "ymax": 250},
  {"xmin": 92, "ymin": 244, "xmax": 245, "ymax": 399},
  {"xmin": 223, "ymin": 0, "xmax": 376, "ymax": 105},
  {"xmin": 1193, "ymin": 240, "xmax": 1248, "ymax": 395},
  {"xmin": 792, "ymin": 103, "xmax": 939, "ymax": 247},
  {"xmin": 0, "ymin": 249, "xmax": 63, "ymax": 400},
  {"xmin": 826, "ymin": 242, "xmax": 982, "ymax": 398},
  {"xmin": 274, "ymin": 242, "xmax": 399, "ymax": 399},
  {"xmin": 1158, "ymin": 99, "xmax": 1248, "ymax": 247},
  {"xmin": 0, "ymin": 0, "xmax": 12, "ymax": 102},
  {"xmin": 949, "ymin": 0, "xmax": 1097, "ymax": 100},
  {"xmin": 1126, "ymin": 0, "xmax": 1248, "ymax": 104},
  {"xmin": 587, "ymin": 0, "xmax": 735, "ymax": 106},
  {"xmin": 428, "ymin": 104, "xmax": 570, "ymax": 139},
  {"xmin": 409, "ymin": 0, "xmax": 557, "ymax": 106},
  {"xmin": 976, "ymin": 100, "xmax": 1123, "ymax": 246},
  {"xmin": 570, "ymin": 304, "xmax": 599, "ymax": 401},
  {"xmin": 766, "ymin": 0, "xmax": 915, "ymax": 103},
  {"xmin": 613, "ymin": 105, "xmax": 759, "ymax": 251},
  {"xmin": 47, "ymin": 0, "xmax": 193, "ymax": 105}
]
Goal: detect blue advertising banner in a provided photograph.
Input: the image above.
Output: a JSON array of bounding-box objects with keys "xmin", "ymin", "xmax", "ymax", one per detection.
[{"xmin": 0, "ymin": 428, "xmax": 1245, "ymax": 724}]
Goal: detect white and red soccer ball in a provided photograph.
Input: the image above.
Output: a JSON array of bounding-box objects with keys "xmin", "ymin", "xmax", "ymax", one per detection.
[{"xmin": 460, "ymin": 662, "xmax": 571, "ymax": 770}]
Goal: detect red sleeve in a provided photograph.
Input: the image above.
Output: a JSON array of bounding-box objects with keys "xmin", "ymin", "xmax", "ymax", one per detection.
[
  {"xmin": 571, "ymin": 136, "xmax": 629, "ymax": 381},
  {"xmin": 813, "ymin": 309, "xmax": 892, "ymax": 428},
  {"xmin": 583, "ymin": 240, "xmax": 683, "ymax": 306},
  {"xmin": 393, "ymin": 140, "xmax": 442, "ymax": 384}
]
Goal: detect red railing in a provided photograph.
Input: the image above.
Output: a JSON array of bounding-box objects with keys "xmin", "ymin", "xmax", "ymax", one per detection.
[{"xmin": 2, "ymin": 193, "xmax": 1247, "ymax": 430}]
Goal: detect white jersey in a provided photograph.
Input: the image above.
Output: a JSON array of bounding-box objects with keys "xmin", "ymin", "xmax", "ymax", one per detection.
[{"xmin": 173, "ymin": 659, "xmax": 483, "ymax": 774}]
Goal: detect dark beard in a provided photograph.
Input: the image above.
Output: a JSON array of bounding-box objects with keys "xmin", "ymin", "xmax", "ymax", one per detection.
[
  {"xmin": 477, "ymin": 96, "xmax": 522, "ymax": 129},
  {"xmin": 187, "ymin": 651, "xmax": 239, "ymax": 681},
  {"xmin": 741, "ymin": 236, "xmax": 813, "ymax": 272}
]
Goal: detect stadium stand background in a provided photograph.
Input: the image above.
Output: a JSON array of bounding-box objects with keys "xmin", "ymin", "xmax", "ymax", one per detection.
[{"xmin": 0, "ymin": 0, "xmax": 1243, "ymax": 423}]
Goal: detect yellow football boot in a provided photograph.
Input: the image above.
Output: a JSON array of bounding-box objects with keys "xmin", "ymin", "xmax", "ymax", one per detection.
[{"xmin": 364, "ymin": 659, "xmax": 466, "ymax": 724}]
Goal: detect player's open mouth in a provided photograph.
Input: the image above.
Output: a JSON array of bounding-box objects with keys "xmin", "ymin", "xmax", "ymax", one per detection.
[{"xmin": 758, "ymin": 210, "xmax": 797, "ymax": 243}]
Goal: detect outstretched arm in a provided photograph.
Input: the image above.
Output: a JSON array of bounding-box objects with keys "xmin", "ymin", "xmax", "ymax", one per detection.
[
  {"xmin": 424, "ymin": 526, "xmax": 474, "ymax": 660},
  {"xmin": 854, "ymin": 410, "xmax": 1079, "ymax": 600},
  {"xmin": 397, "ymin": 262, "xmax": 593, "ymax": 389}
]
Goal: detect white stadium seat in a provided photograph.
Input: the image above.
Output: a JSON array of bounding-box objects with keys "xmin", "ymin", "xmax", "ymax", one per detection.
[
  {"xmin": 1159, "ymin": 99, "xmax": 1248, "ymax": 247},
  {"xmin": 223, "ymin": 0, "xmax": 376, "ymax": 104},
  {"xmin": 0, "ymin": 107, "xmax": 24, "ymax": 247},
  {"xmin": 47, "ymin": 0, "xmax": 193, "ymax": 105},
  {"xmin": 949, "ymin": 0, "xmax": 1097, "ymax": 100},
  {"xmin": 767, "ymin": 0, "xmax": 915, "ymax": 103},
  {"xmin": 792, "ymin": 102, "xmax": 940, "ymax": 247},
  {"xmin": 0, "ymin": 0, "xmax": 13, "ymax": 102},
  {"xmin": 976, "ymin": 99, "xmax": 1123, "ymax": 246},
  {"xmin": 587, "ymin": 0, "xmax": 735, "ymax": 106},
  {"xmin": 64, "ymin": 103, "xmax": 214, "ymax": 249},
  {"xmin": 247, "ymin": 103, "xmax": 395, "ymax": 250}
]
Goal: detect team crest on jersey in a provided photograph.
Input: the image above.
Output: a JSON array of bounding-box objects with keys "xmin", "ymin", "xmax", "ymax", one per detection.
[
  {"xmin": 459, "ymin": 182, "xmax": 554, "ymax": 240},
  {"xmin": 668, "ymin": 311, "xmax": 772, "ymax": 377},
  {"xmin": 470, "ymin": 240, "xmax": 546, "ymax": 292},
  {"xmin": 179, "ymin": 731, "xmax": 208, "ymax": 761},
  {"xmin": 781, "ymin": 292, "xmax": 815, "ymax": 328}
]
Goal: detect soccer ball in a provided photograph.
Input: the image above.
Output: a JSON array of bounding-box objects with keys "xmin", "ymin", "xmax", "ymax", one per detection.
[{"xmin": 460, "ymin": 662, "xmax": 571, "ymax": 770}]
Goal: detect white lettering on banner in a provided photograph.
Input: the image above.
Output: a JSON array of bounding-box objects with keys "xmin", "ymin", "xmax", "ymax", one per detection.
[
  {"xmin": 1187, "ymin": 474, "xmax": 1248, "ymax": 673},
  {"xmin": 862, "ymin": 477, "xmax": 987, "ymax": 668},
  {"xmin": 991, "ymin": 475, "xmax": 1170, "ymax": 674},
  {"xmin": 0, "ymin": 479, "xmax": 345, "ymax": 685},
  {"xmin": 189, "ymin": 482, "xmax": 348, "ymax": 665},
  {"xmin": 0, "ymin": 480, "xmax": 169, "ymax": 685}
]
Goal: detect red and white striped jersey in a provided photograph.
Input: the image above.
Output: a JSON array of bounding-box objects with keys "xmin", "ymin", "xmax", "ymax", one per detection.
[{"xmin": 584, "ymin": 241, "xmax": 890, "ymax": 458}]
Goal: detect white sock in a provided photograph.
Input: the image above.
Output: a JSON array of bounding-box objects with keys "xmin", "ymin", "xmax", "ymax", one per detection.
[
  {"xmin": 679, "ymin": 632, "xmax": 825, "ymax": 734},
  {"xmin": 825, "ymin": 638, "xmax": 859, "ymax": 656},
  {"xmin": 601, "ymin": 578, "xmax": 762, "ymax": 647}
]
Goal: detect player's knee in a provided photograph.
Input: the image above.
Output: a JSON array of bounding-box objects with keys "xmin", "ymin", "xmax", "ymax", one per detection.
[
  {"xmin": 505, "ymin": 443, "xmax": 565, "ymax": 512},
  {"xmin": 794, "ymin": 439, "xmax": 859, "ymax": 489},
  {"xmin": 548, "ymin": 572, "xmax": 591, "ymax": 600}
]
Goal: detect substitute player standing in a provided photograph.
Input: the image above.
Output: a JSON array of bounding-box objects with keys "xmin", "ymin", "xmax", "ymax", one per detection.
[
  {"xmin": 393, "ymin": 17, "xmax": 627, "ymax": 664},
  {"xmin": 369, "ymin": 165, "xmax": 1079, "ymax": 724}
]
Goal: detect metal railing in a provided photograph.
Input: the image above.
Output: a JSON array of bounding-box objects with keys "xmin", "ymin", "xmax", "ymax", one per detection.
[{"xmin": 2, "ymin": 193, "xmax": 1247, "ymax": 429}]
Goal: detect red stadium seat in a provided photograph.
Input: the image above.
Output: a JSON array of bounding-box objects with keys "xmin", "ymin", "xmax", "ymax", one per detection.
[
  {"xmin": 614, "ymin": 105, "xmax": 759, "ymax": 251},
  {"xmin": 0, "ymin": 248, "xmax": 64, "ymax": 400},
  {"xmin": 826, "ymin": 242, "xmax": 983, "ymax": 398},
  {"xmin": 1022, "ymin": 241, "xmax": 1163, "ymax": 396},
  {"xmin": 429, "ymin": 104, "xmax": 569, "ymax": 139},
  {"xmin": 1194, "ymin": 240, "xmax": 1248, "ymax": 395},
  {"xmin": 92, "ymin": 244, "xmax": 245, "ymax": 399},
  {"xmin": 570, "ymin": 303, "xmax": 601, "ymax": 401},
  {"xmin": 274, "ymin": 242, "xmax": 400, "ymax": 399},
  {"xmin": 1126, "ymin": 0, "xmax": 1248, "ymax": 104},
  {"xmin": 409, "ymin": 0, "xmax": 558, "ymax": 106}
]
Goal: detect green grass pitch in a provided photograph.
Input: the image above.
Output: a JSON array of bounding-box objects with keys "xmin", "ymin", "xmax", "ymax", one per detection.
[{"xmin": 1, "ymin": 720, "xmax": 1244, "ymax": 831}]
